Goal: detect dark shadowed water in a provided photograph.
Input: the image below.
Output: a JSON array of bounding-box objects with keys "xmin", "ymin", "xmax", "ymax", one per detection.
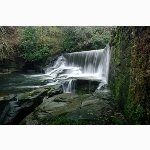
[{"xmin": 0, "ymin": 73, "xmax": 51, "ymax": 97}]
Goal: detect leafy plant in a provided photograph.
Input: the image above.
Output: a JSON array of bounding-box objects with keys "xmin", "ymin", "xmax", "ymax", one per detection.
[
  {"xmin": 62, "ymin": 26, "xmax": 112, "ymax": 52},
  {"xmin": 19, "ymin": 26, "xmax": 39, "ymax": 62}
]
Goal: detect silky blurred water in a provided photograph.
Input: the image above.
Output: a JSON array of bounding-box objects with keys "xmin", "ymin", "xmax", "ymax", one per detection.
[{"xmin": 0, "ymin": 45, "xmax": 111, "ymax": 96}]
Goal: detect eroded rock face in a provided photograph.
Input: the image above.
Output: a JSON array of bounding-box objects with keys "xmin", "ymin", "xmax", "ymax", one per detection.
[
  {"xmin": 0, "ymin": 88, "xmax": 48, "ymax": 125},
  {"xmin": 0, "ymin": 85, "xmax": 63, "ymax": 125}
]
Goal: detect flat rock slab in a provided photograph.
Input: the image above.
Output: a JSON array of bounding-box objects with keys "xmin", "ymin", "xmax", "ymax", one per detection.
[{"xmin": 20, "ymin": 90, "xmax": 126, "ymax": 125}]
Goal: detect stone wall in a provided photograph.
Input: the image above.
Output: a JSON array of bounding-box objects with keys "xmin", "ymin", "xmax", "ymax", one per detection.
[{"xmin": 109, "ymin": 27, "xmax": 150, "ymax": 124}]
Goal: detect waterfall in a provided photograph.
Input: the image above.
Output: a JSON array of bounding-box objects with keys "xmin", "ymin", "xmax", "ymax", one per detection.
[
  {"xmin": 62, "ymin": 79, "xmax": 76, "ymax": 93},
  {"xmin": 45, "ymin": 44, "xmax": 111, "ymax": 93}
]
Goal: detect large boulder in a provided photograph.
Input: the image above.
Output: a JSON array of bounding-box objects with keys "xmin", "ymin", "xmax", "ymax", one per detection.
[
  {"xmin": 0, "ymin": 88, "xmax": 48, "ymax": 125},
  {"xmin": 20, "ymin": 89, "xmax": 126, "ymax": 125},
  {"xmin": 0, "ymin": 84, "xmax": 63, "ymax": 125}
]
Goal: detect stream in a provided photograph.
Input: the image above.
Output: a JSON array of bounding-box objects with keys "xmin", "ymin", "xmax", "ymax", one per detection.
[
  {"xmin": 0, "ymin": 45, "xmax": 125, "ymax": 125},
  {"xmin": 0, "ymin": 45, "xmax": 111, "ymax": 97},
  {"xmin": 0, "ymin": 73, "xmax": 51, "ymax": 97}
]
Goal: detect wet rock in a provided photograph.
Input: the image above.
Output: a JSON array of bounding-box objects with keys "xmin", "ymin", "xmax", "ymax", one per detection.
[
  {"xmin": 81, "ymin": 99, "xmax": 100, "ymax": 107},
  {"xmin": 0, "ymin": 94, "xmax": 18, "ymax": 101},
  {"xmin": 0, "ymin": 97, "xmax": 5, "ymax": 101},
  {"xmin": 0, "ymin": 88, "xmax": 48, "ymax": 125},
  {"xmin": 94, "ymin": 88, "xmax": 113, "ymax": 100},
  {"xmin": 20, "ymin": 91, "xmax": 126, "ymax": 125},
  {"xmin": 47, "ymin": 85, "xmax": 63, "ymax": 97},
  {"xmin": 0, "ymin": 100, "xmax": 9, "ymax": 118},
  {"xmin": 0, "ymin": 84, "xmax": 64, "ymax": 125},
  {"xmin": 44, "ymin": 54, "xmax": 61, "ymax": 73},
  {"xmin": 76, "ymin": 79, "xmax": 100, "ymax": 94}
]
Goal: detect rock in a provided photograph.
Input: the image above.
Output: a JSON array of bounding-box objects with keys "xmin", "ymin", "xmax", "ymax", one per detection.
[
  {"xmin": 81, "ymin": 99, "xmax": 100, "ymax": 107},
  {"xmin": 20, "ymin": 90, "xmax": 126, "ymax": 125},
  {"xmin": 0, "ymin": 97, "xmax": 5, "ymax": 101},
  {"xmin": 0, "ymin": 94, "xmax": 17, "ymax": 101},
  {"xmin": 47, "ymin": 85, "xmax": 63, "ymax": 97},
  {"xmin": 94, "ymin": 88, "xmax": 113, "ymax": 100},
  {"xmin": 76, "ymin": 79, "xmax": 100, "ymax": 94},
  {"xmin": 44, "ymin": 54, "xmax": 61, "ymax": 73},
  {"xmin": 0, "ymin": 58, "xmax": 25, "ymax": 73},
  {"xmin": 0, "ymin": 88, "xmax": 48, "ymax": 125},
  {"xmin": 0, "ymin": 83, "xmax": 64, "ymax": 125},
  {"xmin": 0, "ymin": 100, "xmax": 9, "ymax": 119}
]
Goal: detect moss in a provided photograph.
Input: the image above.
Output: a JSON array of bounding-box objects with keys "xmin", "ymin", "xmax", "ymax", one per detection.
[
  {"xmin": 37, "ymin": 115, "xmax": 95, "ymax": 125},
  {"xmin": 111, "ymin": 117, "xmax": 125, "ymax": 125},
  {"xmin": 77, "ymin": 89, "xmax": 86, "ymax": 95},
  {"xmin": 47, "ymin": 88, "xmax": 55, "ymax": 97},
  {"xmin": 53, "ymin": 97, "xmax": 66, "ymax": 102},
  {"xmin": 124, "ymin": 101, "xmax": 135, "ymax": 124},
  {"xmin": 135, "ymin": 104, "xmax": 146, "ymax": 124},
  {"xmin": 38, "ymin": 115, "xmax": 127, "ymax": 125},
  {"xmin": 20, "ymin": 91, "xmax": 31, "ymax": 99},
  {"xmin": 109, "ymin": 27, "xmax": 150, "ymax": 124}
]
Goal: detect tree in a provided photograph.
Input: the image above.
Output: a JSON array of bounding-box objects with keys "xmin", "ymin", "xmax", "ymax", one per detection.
[
  {"xmin": 19, "ymin": 26, "xmax": 64, "ymax": 63},
  {"xmin": 19, "ymin": 26, "xmax": 39, "ymax": 62},
  {"xmin": 62, "ymin": 26, "xmax": 112, "ymax": 52}
]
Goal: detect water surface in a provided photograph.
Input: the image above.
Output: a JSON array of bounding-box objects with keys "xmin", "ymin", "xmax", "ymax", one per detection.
[{"xmin": 0, "ymin": 73, "xmax": 51, "ymax": 97}]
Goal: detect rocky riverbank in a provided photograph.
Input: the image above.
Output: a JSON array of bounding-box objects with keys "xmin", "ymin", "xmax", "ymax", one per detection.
[
  {"xmin": 0, "ymin": 82, "xmax": 126, "ymax": 125},
  {"xmin": 20, "ymin": 90, "xmax": 126, "ymax": 125}
]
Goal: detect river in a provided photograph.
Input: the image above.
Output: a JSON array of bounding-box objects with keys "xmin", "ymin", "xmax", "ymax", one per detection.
[{"xmin": 0, "ymin": 73, "xmax": 52, "ymax": 97}]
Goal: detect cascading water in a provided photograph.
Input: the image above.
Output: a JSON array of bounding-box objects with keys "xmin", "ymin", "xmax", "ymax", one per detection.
[
  {"xmin": 62, "ymin": 79, "xmax": 76, "ymax": 93},
  {"xmin": 45, "ymin": 44, "xmax": 111, "ymax": 93},
  {"xmin": 0, "ymin": 45, "xmax": 110, "ymax": 97}
]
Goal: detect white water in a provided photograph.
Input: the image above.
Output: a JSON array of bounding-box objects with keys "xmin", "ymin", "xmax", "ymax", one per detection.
[
  {"xmin": 1, "ymin": 45, "xmax": 110, "ymax": 95},
  {"xmin": 62, "ymin": 79, "xmax": 76, "ymax": 93},
  {"xmin": 45, "ymin": 45, "xmax": 111, "ymax": 93}
]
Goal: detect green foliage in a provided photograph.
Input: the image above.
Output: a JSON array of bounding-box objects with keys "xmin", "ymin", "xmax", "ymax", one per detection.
[
  {"xmin": 110, "ymin": 117, "xmax": 125, "ymax": 124},
  {"xmin": 62, "ymin": 26, "xmax": 112, "ymax": 52},
  {"xmin": 19, "ymin": 27, "xmax": 39, "ymax": 62},
  {"xmin": 2, "ymin": 26, "xmax": 112, "ymax": 63},
  {"xmin": 124, "ymin": 101, "xmax": 146, "ymax": 125},
  {"xmin": 135, "ymin": 104, "xmax": 146, "ymax": 124},
  {"xmin": 36, "ymin": 26, "xmax": 64, "ymax": 55},
  {"xmin": 18, "ymin": 26, "xmax": 63, "ymax": 62},
  {"xmin": 109, "ymin": 27, "xmax": 149, "ymax": 124},
  {"xmin": 37, "ymin": 115, "xmax": 126, "ymax": 125}
]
